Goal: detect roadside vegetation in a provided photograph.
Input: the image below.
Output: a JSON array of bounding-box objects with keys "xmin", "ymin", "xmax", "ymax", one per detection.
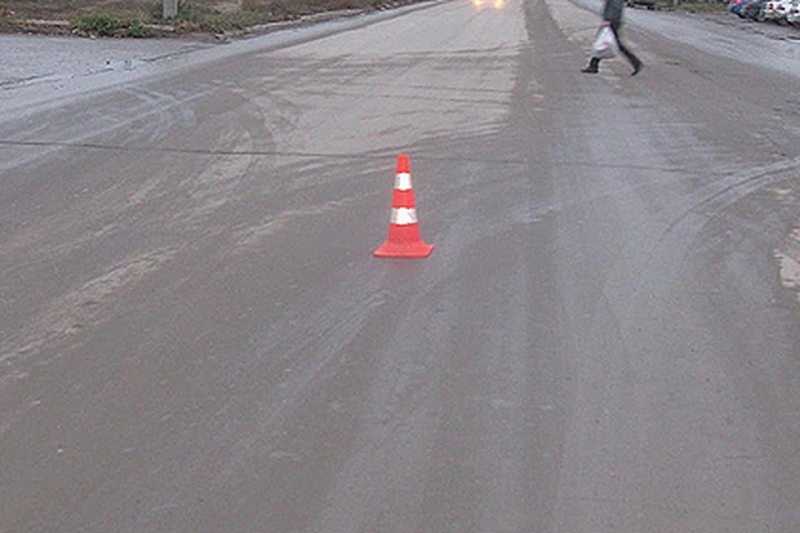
[
  {"xmin": 627, "ymin": 0, "xmax": 728, "ymax": 12},
  {"xmin": 0, "ymin": 0, "xmax": 421, "ymax": 37},
  {"xmin": 665, "ymin": 0, "xmax": 728, "ymax": 12}
]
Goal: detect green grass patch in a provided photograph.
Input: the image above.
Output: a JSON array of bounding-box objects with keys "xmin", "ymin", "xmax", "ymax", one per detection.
[
  {"xmin": 149, "ymin": 0, "xmax": 397, "ymax": 31},
  {"xmin": 667, "ymin": 0, "xmax": 728, "ymax": 11},
  {"xmin": 74, "ymin": 12, "xmax": 126, "ymax": 34},
  {"xmin": 3, "ymin": 0, "xmax": 425, "ymax": 36},
  {"xmin": 73, "ymin": 12, "xmax": 153, "ymax": 36},
  {"xmin": 126, "ymin": 19, "xmax": 153, "ymax": 36},
  {"xmin": 149, "ymin": 2, "xmax": 266, "ymax": 31},
  {"xmin": 684, "ymin": 3, "xmax": 727, "ymax": 12}
]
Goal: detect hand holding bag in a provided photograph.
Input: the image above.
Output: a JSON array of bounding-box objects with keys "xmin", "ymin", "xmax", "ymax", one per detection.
[{"xmin": 592, "ymin": 26, "xmax": 619, "ymax": 60}]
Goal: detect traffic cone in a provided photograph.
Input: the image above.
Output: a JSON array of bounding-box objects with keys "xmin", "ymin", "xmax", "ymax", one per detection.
[{"xmin": 374, "ymin": 154, "xmax": 434, "ymax": 258}]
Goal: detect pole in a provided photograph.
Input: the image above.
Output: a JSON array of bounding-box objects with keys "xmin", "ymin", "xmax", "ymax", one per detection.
[{"xmin": 163, "ymin": 0, "xmax": 178, "ymax": 19}]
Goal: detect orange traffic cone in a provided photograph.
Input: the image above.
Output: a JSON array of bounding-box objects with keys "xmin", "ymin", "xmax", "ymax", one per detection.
[{"xmin": 374, "ymin": 154, "xmax": 434, "ymax": 258}]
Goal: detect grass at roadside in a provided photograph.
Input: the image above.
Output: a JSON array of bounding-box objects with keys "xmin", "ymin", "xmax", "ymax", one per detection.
[
  {"xmin": 632, "ymin": 0, "xmax": 728, "ymax": 13},
  {"xmin": 0, "ymin": 0, "xmax": 423, "ymax": 37},
  {"xmin": 666, "ymin": 0, "xmax": 728, "ymax": 13}
]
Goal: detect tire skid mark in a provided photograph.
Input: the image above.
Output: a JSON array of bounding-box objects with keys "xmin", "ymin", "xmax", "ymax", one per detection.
[
  {"xmin": 0, "ymin": 248, "xmax": 177, "ymax": 371},
  {"xmin": 652, "ymin": 155, "xmax": 800, "ymax": 264},
  {"xmin": 0, "ymin": 84, "xmax": 212, "ymax": 172},
  {"xmin": 0, "ymin": 125, "xmax": 251, "ymax": 268},
  {"xmin": 231, "ymin": 193, "xmax": 377, "ymax": 253},
  {"xmin": 166, "ymin": 271, "xmax": 395, "ymax": 497},
  {"xmin": 0, "ymin": 247, "xmax": 178, "ymax": 441},
  {"xmin": 165, "ymin": 130, "xmax": 255, "ymax": 230},
  {"xmin": 461, "ymin": 156, "xmax": 800, "ymax": 295}
]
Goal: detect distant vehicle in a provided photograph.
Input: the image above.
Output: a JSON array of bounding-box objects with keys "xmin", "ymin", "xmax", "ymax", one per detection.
[
  {"xmin": 627, "ymin": 0, "xmax": 657, "ymax": 9},
  {"xmin": 728, "ymin": 0, "xmax": 756, "ymax": 16}
]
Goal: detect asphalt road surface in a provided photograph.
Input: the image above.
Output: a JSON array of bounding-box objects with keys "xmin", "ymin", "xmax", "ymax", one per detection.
[{"xmin": 1, "ymin": 0, "xmax": 799, "ymax": 531}]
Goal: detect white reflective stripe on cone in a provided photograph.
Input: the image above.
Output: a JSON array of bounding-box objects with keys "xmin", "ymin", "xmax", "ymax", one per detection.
[
  {"xmin": 394, "ymin": 173, "xmax": 412, "ymax": 191},
  {"xmin": 390, "ymin": 207, "xmax": 418, "ymax": 225}
]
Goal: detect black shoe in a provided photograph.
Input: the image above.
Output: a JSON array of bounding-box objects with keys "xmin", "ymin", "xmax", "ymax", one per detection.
[
  {"xmin": 581, "ymin": 66, "xmax": 598, "ymax": 74},
  {"xmin": 631, "ymin": 61, "xmax": 643, "ymax": 76}
]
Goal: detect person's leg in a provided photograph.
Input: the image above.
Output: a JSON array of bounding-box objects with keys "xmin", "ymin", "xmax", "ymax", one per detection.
[
  {"xmin": 582, "ymin": 26, "xmax": 603, "ymax": 74},
  {"xmin": 610, "ymin": 22, "xmax": 643, "ymax": 75},
  {"xmin": 582, "ymin": 56, "xmax": 600, "ymax": 73}
]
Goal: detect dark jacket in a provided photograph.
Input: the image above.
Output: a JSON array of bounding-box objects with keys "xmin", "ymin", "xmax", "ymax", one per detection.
[{"xmin": 602, "ymin": 0, "xmax": 626, "ymax": 21}]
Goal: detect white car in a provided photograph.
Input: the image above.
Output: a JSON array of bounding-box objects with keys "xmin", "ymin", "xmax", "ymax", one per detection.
[
  {"xmin": 786, "ymin": 0, "xmax": 800, "ymax": 24},
  {"xmin": 762, "ymin": 0, "xmax": 793, "ymax": 21}
]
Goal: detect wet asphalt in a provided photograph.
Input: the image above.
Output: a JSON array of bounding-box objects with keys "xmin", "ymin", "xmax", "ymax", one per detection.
[{"xmin": 1, "ymin": 0, "xmax": 799, "ymax": 531}]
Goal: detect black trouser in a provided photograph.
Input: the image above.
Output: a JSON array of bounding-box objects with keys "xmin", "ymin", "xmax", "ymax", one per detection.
[{"xmin": 590, "ymin": 21, "xmax": 640, "ymax": 69}]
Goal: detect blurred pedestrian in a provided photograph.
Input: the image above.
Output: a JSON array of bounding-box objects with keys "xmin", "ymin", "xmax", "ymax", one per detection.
[{"xmin": 582, "ymin": 0, "xmax": 643, "ymax": 76}]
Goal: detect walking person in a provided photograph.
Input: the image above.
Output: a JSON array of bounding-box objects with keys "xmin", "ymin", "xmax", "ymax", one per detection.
[{"xmin": 582, "ymin": 0, "xmax": 643, "ymax": 76}]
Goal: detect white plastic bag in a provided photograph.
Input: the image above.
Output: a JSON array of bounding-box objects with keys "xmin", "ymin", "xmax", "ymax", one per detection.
[{"xmin": 592, "ymin": 26, "xmax": 619, "ymax": 60}]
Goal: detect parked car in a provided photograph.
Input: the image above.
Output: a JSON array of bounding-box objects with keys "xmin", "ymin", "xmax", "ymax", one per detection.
[
  {"xmin": 742, "ymin": 0, "xmax": 769, "ymax": 19},
  {"xmin": 761, "ymin": 0, "xmax": 776, "ymax": 19},
  {"xmin": 777, "ymin": 0, "xmax": 796, "ymax": 21},
  {"xmin": 786, "ymin": 0, "xmax": 800, "ymax": 24},
  {"xmin": 762, "ymin": 0, "xmax": 793, "ymax": 21},
  {"xmin": 728, "ymin": 0, "xmax": 755, "ymax": 16}
]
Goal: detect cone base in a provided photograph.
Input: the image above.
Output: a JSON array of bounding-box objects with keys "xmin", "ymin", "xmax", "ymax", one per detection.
[{"xmin": 373, "ymin": 240, "xmax": 434, "ymax": 258}]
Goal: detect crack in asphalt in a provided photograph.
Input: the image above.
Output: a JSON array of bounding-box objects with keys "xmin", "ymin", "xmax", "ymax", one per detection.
[{"xmin": 0, "ymin": 138, "xmax": 692, "ymax": 172}]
